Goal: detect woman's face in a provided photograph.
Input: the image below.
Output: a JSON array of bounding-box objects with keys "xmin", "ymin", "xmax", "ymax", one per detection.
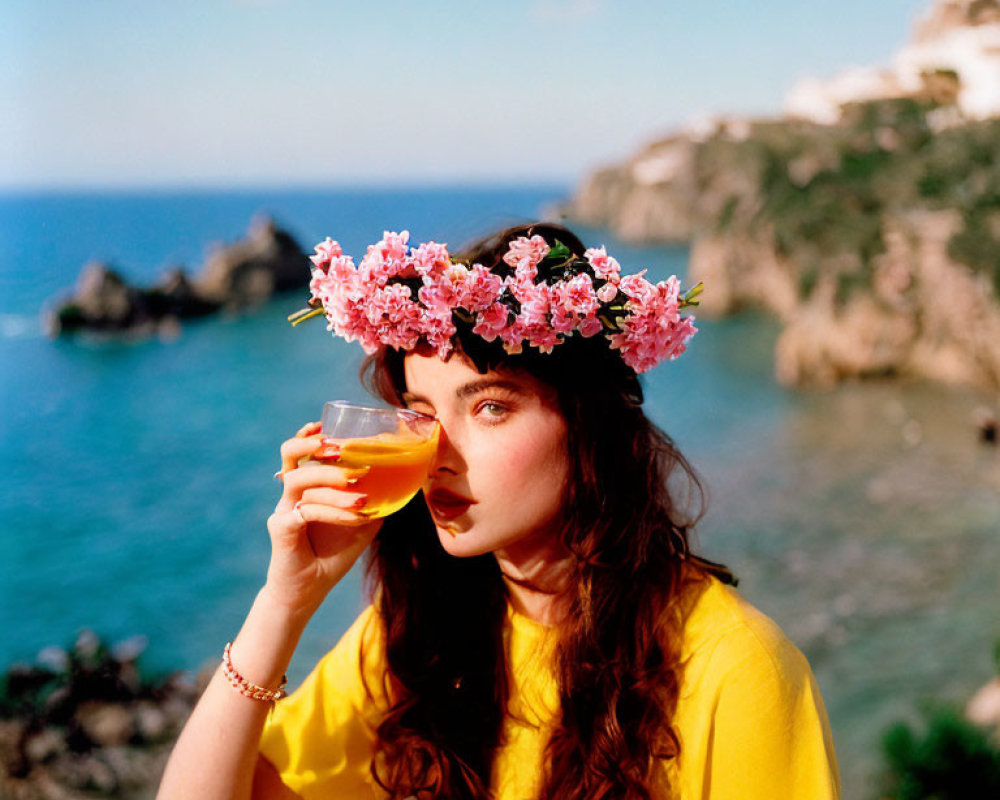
[{"xmin": 402, "ymin": 350, "xmax": 571, "ymax": 561}]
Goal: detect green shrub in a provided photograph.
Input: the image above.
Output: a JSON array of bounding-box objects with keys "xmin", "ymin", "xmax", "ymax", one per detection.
[
  {"xmin": 948, "ymin": 210, "xmax": 1000, "ymax": 298},
  {"xmin": 878, "ymin": 706, "xmax": 1000, "ymax": 800}
]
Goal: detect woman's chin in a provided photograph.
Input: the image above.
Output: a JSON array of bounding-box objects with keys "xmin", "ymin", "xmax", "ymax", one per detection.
[{"xmin": 435, "ymin": 523, "xmax": 493, "ymax": 558}]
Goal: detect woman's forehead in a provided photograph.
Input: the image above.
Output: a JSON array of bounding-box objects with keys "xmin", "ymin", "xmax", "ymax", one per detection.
[{"xmin": 402, "ymin": 350, "xmax": 555, "ymax": 402}]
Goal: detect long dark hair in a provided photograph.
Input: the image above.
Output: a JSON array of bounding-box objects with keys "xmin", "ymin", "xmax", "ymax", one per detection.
[{"xmin": 359, "ymin": 223, "xmax": 735, "ymax": 800}]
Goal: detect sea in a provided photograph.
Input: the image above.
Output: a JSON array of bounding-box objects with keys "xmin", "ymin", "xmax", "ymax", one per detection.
[{"xmin": 2, "ymin": 186, "xmax": 998, "ymax": 798}]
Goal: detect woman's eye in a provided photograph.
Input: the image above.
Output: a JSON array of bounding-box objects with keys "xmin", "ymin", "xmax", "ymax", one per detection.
[{"xmin": 476, "ymin": 401, "xmax": 508, "ymax": 422}]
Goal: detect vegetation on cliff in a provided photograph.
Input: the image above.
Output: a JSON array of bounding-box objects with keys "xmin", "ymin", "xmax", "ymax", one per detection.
[
  {"xmin": 566, "ymin": 96, "xmax": 1000, "ymax": 389},
  {"xmin": 702, "ymin": 98, "xmax": 1000, "ymax": 304}
]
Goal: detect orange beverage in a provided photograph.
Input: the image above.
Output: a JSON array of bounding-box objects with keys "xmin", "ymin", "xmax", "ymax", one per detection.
[{"xmin": 331, "ymin": 427, "xmax": 439, "ymax": 518}]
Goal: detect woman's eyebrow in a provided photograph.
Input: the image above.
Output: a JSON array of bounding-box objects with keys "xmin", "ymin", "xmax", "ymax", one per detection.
[
  {"xmin": 455, "ymin": 379, "xmax": 525, "ymax": 399},
  {"xmin": 402, "ymin": 379, "xmax": 526, "ymax": 408}
]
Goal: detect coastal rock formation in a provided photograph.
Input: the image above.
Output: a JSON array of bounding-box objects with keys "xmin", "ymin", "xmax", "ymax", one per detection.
[
  {"xmin": 0, "ymin": 631, "xmax": 201, "ymax": 800},
  {"xmin": 48, "ymin": 217, "xmax": 311, "ymax": 337},
  {"xmin": 562, "ymin": 0, "xmax": 1000, "ymax": 391},
  {"xmin": 195, "ymin": 218, "xmax": 310, "ymax": 308}
]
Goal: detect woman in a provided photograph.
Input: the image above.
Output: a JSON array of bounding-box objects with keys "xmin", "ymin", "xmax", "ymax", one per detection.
[{"xmin": 158, "ymin": 224, "xmax": 840, "ymax": 799}]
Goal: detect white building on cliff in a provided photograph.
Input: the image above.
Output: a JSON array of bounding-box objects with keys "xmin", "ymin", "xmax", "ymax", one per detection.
[{"xmin": 784, "ymin": 0, "xmax": 1000, "ymax": 124}]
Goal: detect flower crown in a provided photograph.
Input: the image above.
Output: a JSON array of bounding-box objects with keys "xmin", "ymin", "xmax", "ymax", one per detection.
[{"xmin": 288, "ymin": 231, "xmax": 702, "ymax": 374}]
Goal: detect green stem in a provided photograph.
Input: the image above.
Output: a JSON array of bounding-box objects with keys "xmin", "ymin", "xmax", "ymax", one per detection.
[{"xmin": 288, "ymin": 307, "xmax": 325, "ymax": 326}]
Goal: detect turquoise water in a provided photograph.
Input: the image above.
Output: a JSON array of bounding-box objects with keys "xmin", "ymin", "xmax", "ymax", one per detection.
[{"xmin": 2, "ymin": 188, "xmax": 998, "ymax": 799}]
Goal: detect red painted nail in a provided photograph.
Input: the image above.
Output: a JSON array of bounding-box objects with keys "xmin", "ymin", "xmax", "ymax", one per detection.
[
  {"xmin": 320, "ymin": 438, "xmax": 340, "ymax": 448},
  {"xmin": 315, "ymin": 449, "xmax": 341, "ymax": 461},
  {"xmin": 352, "ymin": 496, "xmax": 368, "ymax": 510}
]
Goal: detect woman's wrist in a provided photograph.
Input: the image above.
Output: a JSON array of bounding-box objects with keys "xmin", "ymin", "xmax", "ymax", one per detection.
[
  {"xmin": 222, "ymin": 587, "xmax": 312, "ymax": 692},
  {"xmin": 256, "ymin": 581, "xmax": 325, "ymax": 628}
]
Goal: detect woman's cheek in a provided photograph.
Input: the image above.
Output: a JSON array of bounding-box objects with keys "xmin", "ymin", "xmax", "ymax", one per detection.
[
  {"xmin": 493, "ymin": 437, "xmax": 548, "ymax": 487},
  {"xmin": 506, "ymin": 436, "xmax": 568, "ymax": 497}
]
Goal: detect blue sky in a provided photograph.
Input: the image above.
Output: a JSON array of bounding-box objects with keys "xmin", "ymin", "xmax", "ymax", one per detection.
[{"xmin": 1, "ymin": 0, "xmax": 925, "ymax": 189}]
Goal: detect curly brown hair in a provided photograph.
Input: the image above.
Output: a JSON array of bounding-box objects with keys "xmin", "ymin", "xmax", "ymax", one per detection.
[{"xmin": 359, "ymin": 223, "xmax": 735, "ymax": 800}]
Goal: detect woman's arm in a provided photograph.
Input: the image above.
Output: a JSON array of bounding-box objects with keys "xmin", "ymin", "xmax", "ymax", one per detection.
[
  {"xmin": 157, "ymin": 587, "xmax": 309, "ymax": 800},
  {"xmin": 157, "ymin": 423, "xmax": 381, "ymax": 800}
]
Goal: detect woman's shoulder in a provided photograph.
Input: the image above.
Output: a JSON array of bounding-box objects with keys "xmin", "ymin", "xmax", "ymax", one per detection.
[
  {"xmin": 322, "ymin": 603, "xmax": 384, "ymax": 660},
  {"xmin": 670, "ymin": 572, "xmax": 841, "ymax": 797},
  {"xmin": 265, "ymin": 604, "xmax": 389, "ymax": 727},
  {"xmin": 677, "ymin": 572, "xmax": 812, "ymax": 691},
  {"xmin": 299, "ymin": 604, "xmax": 388, "ymax": 698}
]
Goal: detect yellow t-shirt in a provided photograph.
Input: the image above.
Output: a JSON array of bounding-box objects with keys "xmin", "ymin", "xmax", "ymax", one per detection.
[{"xmin": 259, "ymin": 577, "xmax": 840, "ymax": 799}]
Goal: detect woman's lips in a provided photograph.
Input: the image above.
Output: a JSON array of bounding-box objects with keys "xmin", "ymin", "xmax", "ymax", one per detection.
[{"xmin": 426, "ymin": 488, "xmax": 474, "ymax": 520}]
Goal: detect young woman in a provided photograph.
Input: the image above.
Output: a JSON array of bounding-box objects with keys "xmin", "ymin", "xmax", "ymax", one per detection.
[{"xmin": 158, "ymin": 224, "xmax": 840, "ymax": 800}]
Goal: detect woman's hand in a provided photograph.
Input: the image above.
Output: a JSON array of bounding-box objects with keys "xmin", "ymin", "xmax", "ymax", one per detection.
[{"xmin": 264, "ymin": 421, "xmax": 381, "ymax": 619}]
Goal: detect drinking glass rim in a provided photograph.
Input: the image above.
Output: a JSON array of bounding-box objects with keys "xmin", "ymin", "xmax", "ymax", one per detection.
[{"xmin": 324, "ymin": 399, "xmax": 438, "ymax": 424}]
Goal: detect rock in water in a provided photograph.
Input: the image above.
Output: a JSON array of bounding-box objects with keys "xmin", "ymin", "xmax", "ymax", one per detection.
[
  {"xmin": 47, "ymin": 216, "xmax": 311, "ymax": 337},
  {"xmin": 195, "ymin": 216, "xmax": 310, "ymax": 309}
]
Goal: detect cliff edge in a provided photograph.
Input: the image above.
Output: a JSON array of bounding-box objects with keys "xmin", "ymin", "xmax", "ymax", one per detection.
[{"xmin": 563, "ymin": 0, "xmax": 1000, "ymax": 391}]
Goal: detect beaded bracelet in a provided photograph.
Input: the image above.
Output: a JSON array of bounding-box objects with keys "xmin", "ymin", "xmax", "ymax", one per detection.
[{"xmin": 222, "ymin": 642, "xmax": 287, "ymax": 702}]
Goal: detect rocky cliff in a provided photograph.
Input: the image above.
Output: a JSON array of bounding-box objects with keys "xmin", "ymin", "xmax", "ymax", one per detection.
[{"xmin": 563, "ymin": 0, "xmax": 1000, "ymax": 391}]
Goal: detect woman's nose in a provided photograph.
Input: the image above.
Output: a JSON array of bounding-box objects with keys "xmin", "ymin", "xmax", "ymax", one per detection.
[{"xmin": 430, "ymin": 423, "xmax": 464, "ymax": 476}]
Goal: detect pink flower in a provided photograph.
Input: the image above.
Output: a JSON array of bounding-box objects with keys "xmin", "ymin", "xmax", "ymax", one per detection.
[
  {"xmin": 596, "ymin": 282, "xmax": 618, "ymax": 303},
  {"xmin": 518, "ymin": 282, "xmax": 550, "ymax": 327},
  {"xmin": 352, "ymin": 284, "xmax": 421, "ymax": 351},
  {"xmin": 305, "ymin": 231, "xmax": 698, "ymax": 374},
  {"xmin": 464, "ymin": 265, "xmax": 504, "ymax": 312},
  {"xmin": 608, "ymin": 274, "xmax": 696, "ymax": 372},
  {"xmin": 365, "ymin": 283, "xmax": 411, "ymax": 324},
  {"xmin": 502, "ymin": 235, "xmax": 550, "ymax": 274},
  {"xmin": 499, "ymin": 319, "xmax": 528, "ymax": 354},
  {"xmin": 577, "ymin": 315, "xmax": 604, "ymax": 338},
  {"xmin": 584, "ymin": 246, "xmax": 621, "ymax": 282},
  {"xmin": 553, "ymin": 273, "xmax": 599, "ymax": 316},
  {"xmin": 328, "ymin": 295, "xmax": 380, "ymax": 353},
  {"xmin": 410, "ymin": 241, "xmax": 451, "ymax": 278},
  {"xmin": 619, "ymin": 272, "xmax": 656, "ymax": 305},
  {"xmin": 549, "ymin": 301, "xmax": 576, "ymax": 335},
  {"xmin": 505, "ymin": 272, "xmax": 537, "ymax": 303},
  {"xmin": 524, "ymin": 324, "xmax": 559, "ymax": 354},
  {"xmin": 377, "ymin": 230, "xmax": 410, "ymax": 262},
  {"xmin": 549, "ymin": 274, "xmax": 601, "ymax": 336},
  {"xmin": 310, "ymin": 237, "xmax": 343, "ymax": 271},
  {"xmin": 327, "ymin": 255, "xmax": 357, "ymax": 284},
  {"xmin": 418, "ymin": 266, "xmax": 461, "ymax": 311},
  {"xmin": 359, "ymin": 230, "xmax": 410, "ymax": 286},
  {"xmin": 309, "ymin": 255, "xmax": 359, "ymax": 310},
  {"xmin": 472, "ymin": 302, "xmax": 509, "ymax": 342},
  {"xmin": 419, "ymin": 310, "xmax": 457, "ymax": 358},
  {"xmin": 612, "ymin": 313, "xmax": 697, "ymax": 372}
]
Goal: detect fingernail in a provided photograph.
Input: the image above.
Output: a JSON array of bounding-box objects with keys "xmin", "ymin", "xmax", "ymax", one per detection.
[
  {"xmin": 315, "ymin": 449, "xmax": 341, "ymax": 461},
  {"xmin": 320, "ymin": 438, "xmax": 339, "ymax": 447},
  {"xmin": 352, "ymin": 495, "xmax": 368, "ymax": 510},
  {"xmin": 346, "ymin": 477, "xmax": 359, "ymax": 486},
  {"xmin": 274, "ymin": 471, "xmax": 284, "ymax": 482}
]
